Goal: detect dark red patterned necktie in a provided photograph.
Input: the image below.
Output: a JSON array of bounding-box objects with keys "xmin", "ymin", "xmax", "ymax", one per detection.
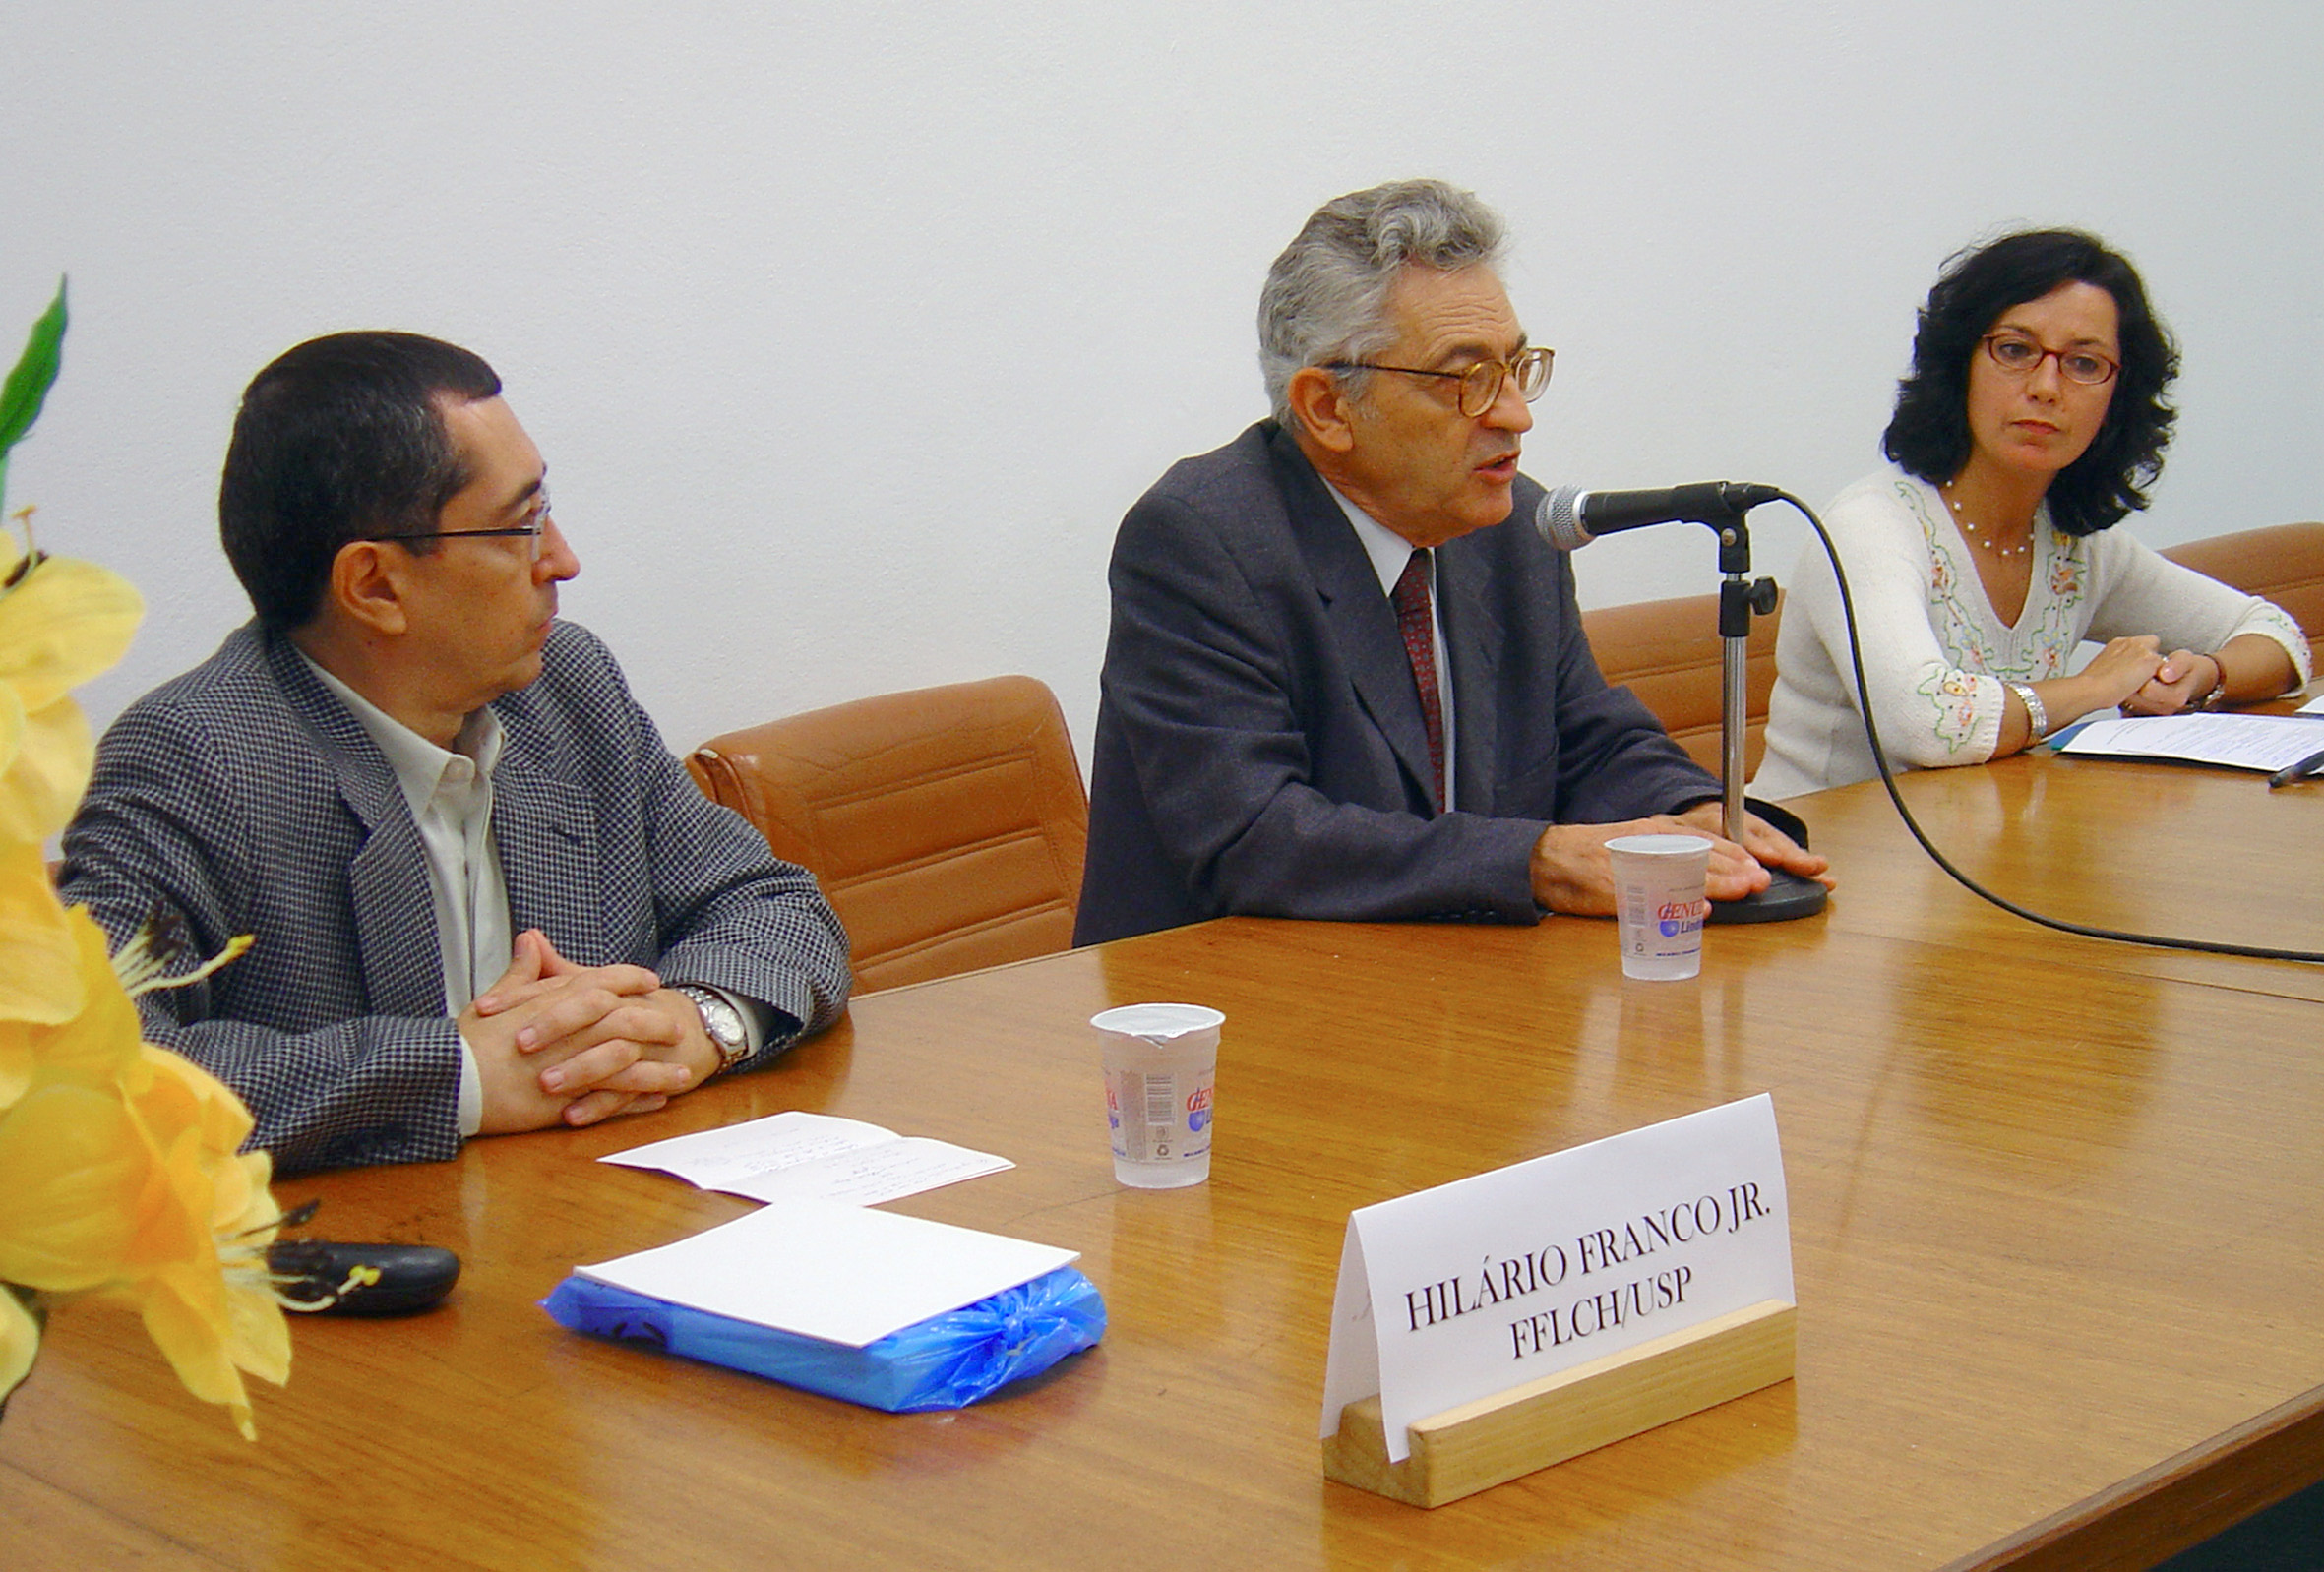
[{"xmin": 1389, "ymin": 549, "xmax": 1444, "ymax": 812}]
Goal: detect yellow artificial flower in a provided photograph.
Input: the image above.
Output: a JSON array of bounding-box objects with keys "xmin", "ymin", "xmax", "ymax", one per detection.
[
  {"xmin": 0, "ymin": 521, "xmax": 141, "ymax": 1031},
  {"xmin": 0, "ymin": 910, "xmax": 288, "ymax": 1437},
  {"xmin": 0, "ymin": 880, "xmax": 254, "ymax": 1105},
  {"xmin": 0, "ymin": 898, "xmax": 141, "ymax": 1112},
  {"xmin": 109, "ymin": 1049, "xmax": 288, "ymax": 1442},
  {"xmin": 0, "ymin": 287, "xmax": 287, "ymax": 1437},
  {"xmin": 0, "ymin": 526, "xmax": 142, "ymax": 845},
  {"xmin": 0, "ymin": 1286, "xmax": 36, "ymax": 1408},
  {"xmin": 0, "ymin": 836, "xmax": 81, "ymax": 1031},
  {"xmin": 0, "ymin": 910, "xmax": 180, "ymax": 1288},
  {"xmin": 0, "ymin": 1080, "xmax": 171, "ymax": 1291}
]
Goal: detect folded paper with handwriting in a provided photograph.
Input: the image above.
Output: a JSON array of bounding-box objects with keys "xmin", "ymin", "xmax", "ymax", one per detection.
[
  {"xmin": 539, "ymin": 1196, "xmax": 1105, "ymax": 1411},
  {"xmin": 600, "ymin": 1110, "xmax": 1011, "ymax": 1206}
]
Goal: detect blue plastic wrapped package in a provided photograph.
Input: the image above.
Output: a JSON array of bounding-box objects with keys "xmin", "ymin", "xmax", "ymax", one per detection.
[{"xmin": 540, "ymin": 1265, "xmax": 1105, "ymax": 1412}]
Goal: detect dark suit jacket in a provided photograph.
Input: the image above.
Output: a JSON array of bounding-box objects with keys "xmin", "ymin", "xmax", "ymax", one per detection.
[
  {"xmin": 60, "ymin": 621, "xmax": 852, "ymax": 1174},
  {"xmin": 1073, "ymin": 421, "xmax": 1719, "ymax": 945}
]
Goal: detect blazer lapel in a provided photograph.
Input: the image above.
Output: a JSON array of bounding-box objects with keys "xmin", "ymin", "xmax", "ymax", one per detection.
[
  {"xmin": 1436, "ymin": 540, "xmax": 1505, "ymax": 816},
  {"xmin": 264, "ymin": 635, "xmax": 449, "ymax": 1016},
  {"xmin": 490, "ymin": 695, "xmax": 607, "ymax": 963},
  {"xmin": 1268, "ymin": 432, "xmax": 1440, "ymax": 809}
]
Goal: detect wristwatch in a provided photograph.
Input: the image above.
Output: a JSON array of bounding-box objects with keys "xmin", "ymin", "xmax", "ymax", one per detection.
[{"xmin": 675, "ymin": 985, "xmax": 752, "ymax": 1074}]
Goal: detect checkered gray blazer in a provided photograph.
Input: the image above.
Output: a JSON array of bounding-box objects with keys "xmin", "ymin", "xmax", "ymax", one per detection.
[{"xmin": 60, "ymin": 620, "xmax": 851, "ymax": 1174}]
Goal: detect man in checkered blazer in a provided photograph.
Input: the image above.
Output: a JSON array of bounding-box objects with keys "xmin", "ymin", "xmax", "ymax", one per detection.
[{"xmin": 61, "ymin": 333, "xmax": 852, "ymax": 1174}]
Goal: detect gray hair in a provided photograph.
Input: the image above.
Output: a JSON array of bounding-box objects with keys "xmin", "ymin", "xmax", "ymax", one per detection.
[{"xmin": 1257, "ymin": 178, "xmax": 1508, "ymax": 426}]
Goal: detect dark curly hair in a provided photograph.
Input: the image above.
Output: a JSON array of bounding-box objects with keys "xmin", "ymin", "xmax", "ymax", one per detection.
[{"xmin": 1881, "ymin": 229, "xmax": 2178, "ymax": 537}]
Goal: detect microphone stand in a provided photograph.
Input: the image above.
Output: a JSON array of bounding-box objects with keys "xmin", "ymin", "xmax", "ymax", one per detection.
[{"xmin": 1702, "ymin": 503, "xmax": 1826, "ymax": 924}]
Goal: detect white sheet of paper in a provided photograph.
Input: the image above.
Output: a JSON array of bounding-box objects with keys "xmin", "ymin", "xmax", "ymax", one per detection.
[
  {"xmin": 599, "ymin": 1111, "xmax": 1011, "ymax": 1205},
  {"xmin": 2058, "ymin": 712, "xmax": 2324, "ymax": 772},
  {"xmin": 2300, "ymin": 694, "xmax": 2324, "ymax": 716},
  {"xmin": 1320, "ymin": 1094, "xmax": 1793, "ymax": 1464},
  {"xmin": 576, "ymin": 1195, "xmax": 1078, "ymax": 1348}
]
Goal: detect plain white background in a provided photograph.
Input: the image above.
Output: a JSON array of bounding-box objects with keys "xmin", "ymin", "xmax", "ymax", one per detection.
[{"xmin": 4, "ymin": 3, "xmax": 2318, "ymax": 765}]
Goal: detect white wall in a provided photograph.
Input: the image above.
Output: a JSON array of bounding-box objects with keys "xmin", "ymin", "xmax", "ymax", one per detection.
[{"xmin": 5, "ymin": 2, "xmax": 2318, "ymax": 766}]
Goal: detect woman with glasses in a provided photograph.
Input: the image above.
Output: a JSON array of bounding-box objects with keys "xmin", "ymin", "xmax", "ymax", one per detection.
[{"xmin": 1752, "ymin": 228, "xmax": 2309, "ymax": 799}]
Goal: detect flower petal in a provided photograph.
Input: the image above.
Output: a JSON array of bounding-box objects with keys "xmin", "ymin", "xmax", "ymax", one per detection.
[
  {"xmin": 0, "ymin": 840, "xmax": 82, "ymax": 1025},
  {"xmin": 0, "ymin": 679, "xmax": 20, "ymax": 777},
  {"xmin": 13, "ymin": 905, "xmax": 137, "ymax": 1084},
  {"xmin": 0, "ymin": 553, "xmax": 143, "ymax": 710},
  {"xmin": 135, "ymin": 1270, "xmax": 260, "ymax": 1441},
  {"xmin": 0, "ymin": 695, "xmax": 93, "ymax": 842},
  {"xmin": 0, "ymin": 1022, "xmax": 30, "ymax": 1113},
  {"xmin": 134, "ymin": 1044, "xmax": 257, "ymax": 1166},
  {"xmin": 228, "ymin": 1282, "xmax": 292, "ymax": 1388},
  {"xmin": 0, "ymin": 1082, "xmax": 157, "ymax": 1291},
  {"xmin": 0, "ymin": 1287, "xmax": 38, "ymax": 1410}
]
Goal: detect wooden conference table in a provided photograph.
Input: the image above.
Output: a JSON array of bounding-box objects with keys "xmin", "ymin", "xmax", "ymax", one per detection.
[{"xmin": 6, "ymin": 744, "xmax": 2323, "ymax": 1570}]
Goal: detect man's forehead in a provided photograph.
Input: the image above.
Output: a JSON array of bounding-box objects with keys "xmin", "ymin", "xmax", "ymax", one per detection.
[
  {"xmin": 1383, "ymin": 265, "xmax": 1525, "ymax": 359},
  {"xmin": 438, "ymin": 392, "xmax": 523, "ymax": 444},
  {"xmin": 438, "ymin": 394, "xmax": 543, "ymax": 495}
]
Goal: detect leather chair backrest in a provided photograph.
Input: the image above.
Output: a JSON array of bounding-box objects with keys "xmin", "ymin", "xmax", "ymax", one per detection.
[
  {"xmin": 2160, "ymin": 521, "xmax": 2324, "ymax": 665},
  {"xmin": 1580, "ymin": 590, "xmax": 1783, "ymax": 778},
  {"xmin": 688, "ymin": 675, "xmax": 1087, "ymax": 995}
]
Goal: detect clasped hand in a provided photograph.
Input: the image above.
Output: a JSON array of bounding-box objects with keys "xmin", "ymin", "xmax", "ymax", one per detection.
[
  {"xmin": 2123, "ymin": 645, "xmax": 2221, "ymax": 716},
  {"xmin": 459, "ymin": 929, "xmax": 720, "ymax": 1133}
]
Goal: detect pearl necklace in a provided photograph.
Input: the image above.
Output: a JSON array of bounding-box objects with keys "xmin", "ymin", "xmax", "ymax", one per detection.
[{"xmin": 1941, "ymin": 485, "xmax": 2034, "ymax": 559}]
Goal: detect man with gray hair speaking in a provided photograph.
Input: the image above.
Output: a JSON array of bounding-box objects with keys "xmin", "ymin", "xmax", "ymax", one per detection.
[{"xmin": 1074, "ymin": 179, "xmax": 1826, "ymax": 945}]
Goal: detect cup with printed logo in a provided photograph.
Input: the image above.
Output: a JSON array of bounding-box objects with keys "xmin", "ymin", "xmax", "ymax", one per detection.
[
  {"xmin": 1090, "ymin": 1002, "xmax": 1222, "ymax": 1188},
  {"xmin": 1606, "ymin": 833, "xmax": 1714, "ymax": 981}
]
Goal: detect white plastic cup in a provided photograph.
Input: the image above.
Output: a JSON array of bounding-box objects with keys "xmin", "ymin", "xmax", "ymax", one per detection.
[
  {"xmin": 1090, "ymin": 1003, "xmax": 1221, "ymax": 1189},
  {"xmin": 1606, "ymin": 833, "xmax": 1714, "ymax": 981}
]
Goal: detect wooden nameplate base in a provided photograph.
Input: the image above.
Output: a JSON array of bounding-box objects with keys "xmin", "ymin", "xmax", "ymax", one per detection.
[{"xmin": 1321, "ymin": 1298, "xmax": 1797, "ymax": 1508}]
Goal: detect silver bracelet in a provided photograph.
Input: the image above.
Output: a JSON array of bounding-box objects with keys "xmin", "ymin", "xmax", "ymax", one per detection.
[
  {"xmin": 2005, "ymin": 681, "xmax": 2049, "ymax": 744},
  {"xmin": 2195, "ymin": 655, "xmax": 2228, "ymax": 711}
]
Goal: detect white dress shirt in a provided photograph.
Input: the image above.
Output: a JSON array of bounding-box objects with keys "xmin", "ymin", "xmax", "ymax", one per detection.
[{"xmin": 304, "ymin": 659, "xmax": 508, "ymax": 1134}]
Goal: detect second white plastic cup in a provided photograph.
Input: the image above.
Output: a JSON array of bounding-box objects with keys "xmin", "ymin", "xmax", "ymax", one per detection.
[{"xmin": 1607, "ymin": 833, "xmax": 1714, "ymax": 980}]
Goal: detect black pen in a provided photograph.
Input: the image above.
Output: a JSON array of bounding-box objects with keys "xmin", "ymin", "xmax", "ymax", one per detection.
[{"xmin": 2267, "ymin": 744, "xmax": 2324, "ymax": 789}]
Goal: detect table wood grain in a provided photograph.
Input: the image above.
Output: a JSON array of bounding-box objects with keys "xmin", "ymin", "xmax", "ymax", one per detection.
[{"xmin": 5, "ymin": 748, "xmax": 2320, "ymax": 1570}]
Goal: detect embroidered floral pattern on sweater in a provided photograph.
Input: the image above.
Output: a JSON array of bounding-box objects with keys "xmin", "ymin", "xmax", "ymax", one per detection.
[
  {"xmin": 1900, "ymin": 479, "xmax": 2092, "ymax": 744},
  {"xmin": 1901, "ymin": 482, "xmax": 1991, "ymax": 753},
  {"xmin": 2027, "ymin": 545, "xmax": 2087, "ymax": 675},
  {"xmin": 1912, "ymin": 667, "xmax": 1983, "ymax": 754}
]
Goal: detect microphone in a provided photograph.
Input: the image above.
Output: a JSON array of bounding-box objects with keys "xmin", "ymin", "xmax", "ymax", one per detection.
[{"xmin": 1535, "ymin": 481, "xmax": 1784, "ymax": 551}]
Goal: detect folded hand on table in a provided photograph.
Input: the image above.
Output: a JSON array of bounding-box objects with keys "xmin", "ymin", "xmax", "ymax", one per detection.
[{"xmin": 462, "ymin": 929, "xmax": 721, "ymax": 1131}]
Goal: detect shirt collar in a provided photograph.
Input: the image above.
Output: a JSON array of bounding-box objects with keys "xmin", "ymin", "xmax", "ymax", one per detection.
[
  {"xmin": 298, "ymin": 653, "xmax": 505, "ymax": 817},
  {"xmin": 1322, "ymin": 479, "xmax": 1433, "ymax": 598}
]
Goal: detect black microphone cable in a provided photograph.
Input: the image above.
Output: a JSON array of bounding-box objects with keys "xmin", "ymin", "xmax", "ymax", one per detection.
[{"xmin": 1776, "ymin": 489, "xmax": 2323, "ymax": 965}]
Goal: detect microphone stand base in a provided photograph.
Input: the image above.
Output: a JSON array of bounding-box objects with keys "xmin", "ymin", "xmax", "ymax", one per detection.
[{"xmin": 1707, "ymin": 870, "xmax": 1827, "ymax": 925}]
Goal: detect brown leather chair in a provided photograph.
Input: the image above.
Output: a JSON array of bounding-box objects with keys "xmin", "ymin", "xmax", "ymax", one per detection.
[
  {"xmin": 2160, "ymin": 520, "xmax": 2324, "ymax": 665},
  {"xmin": 687, "ymin": 676, "xmax": 1088, "ymax": 994},
  {"xmin": 1581, "ymin": 590, "xmax": 1783, "ymax": 777}
]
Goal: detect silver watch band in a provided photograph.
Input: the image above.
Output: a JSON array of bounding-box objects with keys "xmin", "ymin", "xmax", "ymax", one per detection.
[{"xmin": 675, "ymin": 984, "xmax": 751, "ymax": 1073}]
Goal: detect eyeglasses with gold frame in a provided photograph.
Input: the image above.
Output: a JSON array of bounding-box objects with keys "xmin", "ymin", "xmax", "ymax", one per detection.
[{"xmin": 1323, "ymin": 346, "xmax": 1556, "ymax": 417}]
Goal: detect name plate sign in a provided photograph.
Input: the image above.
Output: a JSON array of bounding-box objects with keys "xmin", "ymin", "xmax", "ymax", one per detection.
[{"xmin": 1320, "ymin": 1094, "xmax": 1793, "ymax": 1464}]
